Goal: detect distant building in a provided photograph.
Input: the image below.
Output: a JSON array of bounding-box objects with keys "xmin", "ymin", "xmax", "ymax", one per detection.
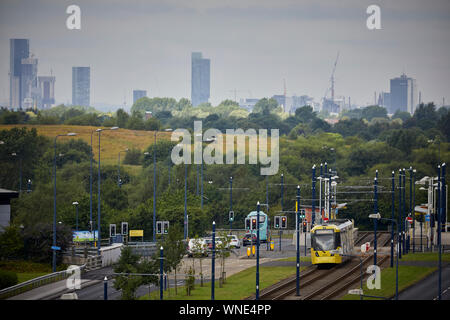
[
  {"xmin": 378, "ymin": 91, "xmax": 390, "ymax": 113},
  {"xmin": 38, "ymin": 76, "xmax": 56, "ymax": 109},
  {"xmin": 145, "ymin": 111, "xmax": 152, "ymax": 120},
  {"xmin": 9, "ymin": 39, "xmax": 30, "ymax": 109},
  {"xmin": 390, "ymin": 73, "xmax": 418, "ymax": 114},
  {"xmin": 72, "ymin": 67, "xmax": 90, "ymax": 106},
  {"xmin": 239, "ymin": 98, "xmax": 259, "ymax": 112},
  {"xmin": 133, "ymin": 90, "xmax": 147, "ymax": 104},
  {"xmin": 322, "ymin": 98, "xmax": 340, "ymax": 114},
  {"xmin": 191, "ymin": 52, "xmax": 210, "ymax": 106}
]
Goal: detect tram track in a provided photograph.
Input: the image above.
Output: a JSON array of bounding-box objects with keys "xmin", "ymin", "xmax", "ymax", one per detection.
[{"xmin": 254, "ymin": 231, "xmax": 393, "ymax": 300}]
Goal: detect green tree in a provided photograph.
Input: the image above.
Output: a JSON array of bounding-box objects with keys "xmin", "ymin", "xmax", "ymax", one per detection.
[{"xmin": 113, "ymin": 246, "xmax": 143, "ymax": 300}]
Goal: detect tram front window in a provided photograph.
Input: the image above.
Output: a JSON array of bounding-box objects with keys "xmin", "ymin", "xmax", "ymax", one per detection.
[{"xmin": 312, "ymin": 230, "xmax": 335, "ymax": 251}]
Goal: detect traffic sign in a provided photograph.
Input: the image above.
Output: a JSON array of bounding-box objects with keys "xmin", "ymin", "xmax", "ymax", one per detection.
[
  {"xmin": 51, "ymin": 246, "xmax": 61, "ymax": 251},
  {"xmin": 361, "ymin": 242, "xmax": 370, "ymax": 253},
  {"xmin": 425, "ymin": 214, "xmax": 430, "ymax": 222}
]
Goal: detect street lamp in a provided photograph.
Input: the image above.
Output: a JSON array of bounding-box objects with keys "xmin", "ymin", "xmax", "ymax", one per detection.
[
  {"xmin": 53, "ymin": 132, "xmax": 77, "ymax": 272},
  {"xmin": 72, "ymin": 201, "xmax": 79, "ymax": 231},
  {"xmin": 369, "ymin": 213, "xmax": 399, "ymax": 300},
  {"xmin": 95, "ymin": 127, "xmax": 119, "ymax": 254}
]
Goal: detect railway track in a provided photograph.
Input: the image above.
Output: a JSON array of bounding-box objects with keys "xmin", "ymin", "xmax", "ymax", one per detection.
[{"xmin": 254, "ymin": 231, "xmax": 393, "ymax": 301}]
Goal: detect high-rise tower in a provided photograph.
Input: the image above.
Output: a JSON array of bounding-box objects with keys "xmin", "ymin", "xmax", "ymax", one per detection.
[{"xmin": 191, "ymin": 52, "xmax": 210, "ymax": 106}]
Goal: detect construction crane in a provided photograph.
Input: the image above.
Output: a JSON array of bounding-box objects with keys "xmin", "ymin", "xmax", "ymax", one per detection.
[{"xmin": 322, "ymin": 51, "xmax": 340, "ymax": 104}]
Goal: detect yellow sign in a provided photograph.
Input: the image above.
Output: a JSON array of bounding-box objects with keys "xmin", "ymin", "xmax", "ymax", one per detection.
[
  {"xmin": 129, "ymin": 230, "xmax": 144, "ymax": 237},
  {"xmin": 295, "ymin": 202, "xmax": 298, "ymax": 212}
]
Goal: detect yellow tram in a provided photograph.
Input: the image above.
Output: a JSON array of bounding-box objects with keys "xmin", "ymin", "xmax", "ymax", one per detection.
[{"xmin": 310, "ymin": 219, "xmax": 354, "ymax": 265}]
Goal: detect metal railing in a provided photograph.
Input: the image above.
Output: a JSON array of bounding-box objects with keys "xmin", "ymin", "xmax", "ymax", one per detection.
[{"xmin": 0, "ymin": 264, "xmax": 87, "ymax": 300}]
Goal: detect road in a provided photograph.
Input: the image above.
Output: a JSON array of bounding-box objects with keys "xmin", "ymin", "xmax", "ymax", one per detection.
[{"xmin": 60, "ymin": 237, "xmax": 305, "ymax": 300}]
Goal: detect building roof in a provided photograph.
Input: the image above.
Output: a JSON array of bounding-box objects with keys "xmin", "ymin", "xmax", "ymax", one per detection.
[{"xmin": 0, "ymin": 188, "xmax": 19, "ymax": 201}]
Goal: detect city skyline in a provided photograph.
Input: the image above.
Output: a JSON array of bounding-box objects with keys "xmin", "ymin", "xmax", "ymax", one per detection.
[{"xmin": 1, "ymin": 0, "xmax": 449, "ymax": 109}]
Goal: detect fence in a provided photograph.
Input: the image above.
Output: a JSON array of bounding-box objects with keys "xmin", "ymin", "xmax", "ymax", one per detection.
[{"xmin": 0, "ymin": 264, "xmax": 86, "ymax": 300}]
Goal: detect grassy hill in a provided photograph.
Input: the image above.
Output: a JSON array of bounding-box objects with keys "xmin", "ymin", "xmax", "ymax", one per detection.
[{"xmin": 0, "ymin": 124, "xmax": 172, "ymax": 165}]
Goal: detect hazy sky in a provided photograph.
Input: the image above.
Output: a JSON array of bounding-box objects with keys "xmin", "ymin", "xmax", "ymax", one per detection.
[{"xmin": 1, "ymin": 0, "xmax": 449, "ymax": 109}]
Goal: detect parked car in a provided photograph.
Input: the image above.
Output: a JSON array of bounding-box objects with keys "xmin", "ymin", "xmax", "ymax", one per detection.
[
  {"xmin": 204, "ymin": 237, "xmax": 224, "ymax": 251},
  {"xmin": 187, "ymin": 238, "xmax": 208, "ymax": 257},
  {"xmin": 242, "ymin": 233, "xmax": 257, "ymax": 246},
  {"xmin": 227, "ymin": 235, "xmax": 241, "ymax": 248}
]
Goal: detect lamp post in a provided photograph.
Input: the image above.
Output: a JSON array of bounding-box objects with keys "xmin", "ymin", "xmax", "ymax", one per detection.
[
  {"xmin": 296, "ymin": 185, "xmax": 301, "ymax": 296},
  {"xmin": 312, "ymin": 165, "xmax": 316, "ymax": 226},
  {"xmin": 280, "ymin": 173, "xmax": 284, "ymax": 211},
  {"xmin": 374, "ymin": 171, "xmax": 378, "ymax": 266},
  {"xmin": 184, "ymin": 163, "xmax": 188, "ymax": 240},
  {"xmin": 391, "ymin": 171, "xmax": 395, "ymax": 267},
  {"xmin": 369, "ymin": 213, "xmax": 399, "ymax": 300},
  {"xmin": 402, "ymin": 168, "xmax": 406, "ymax": 254},
  {"xmin": 438, "ymin": 163, "xmax": 446, "ymax": 300},
  {"xmin": 53, "ymin": 132, "xmax": 77, "ymax": 272},
  {"xmin": 256, "ymin": 201, "xmax": 260, "ymax": 300},
  {"xmin": 229, "ymin": 176, "xmax": 233, "ymax": 231},
  {"xmin": 72, "ymin": 201, "xmax": 79, "ymax": 231},
  {"xmin": 118, "ymin": 148, "xmax": 129, "ymax": 188},
  {"xmin": 96, "ymin": 127, "xmax": 119, "ymax": 254},
  {"xmin": 211, "ymin": 221, "xmax": 216, "ymax": 300},
  {"xmin": 398, "ymin": 169, "xmax": 402, "ymax": 258}
]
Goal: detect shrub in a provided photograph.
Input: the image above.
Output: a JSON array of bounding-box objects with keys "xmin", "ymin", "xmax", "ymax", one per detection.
[{"xmin": 0, "ymin": 270, "xmax": 18, "ymax": 289}]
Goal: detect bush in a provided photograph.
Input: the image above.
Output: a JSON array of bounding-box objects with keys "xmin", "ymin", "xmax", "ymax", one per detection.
[{"xmin": 0, "ymin": 270, "xmax": 18, "ymax": 289}]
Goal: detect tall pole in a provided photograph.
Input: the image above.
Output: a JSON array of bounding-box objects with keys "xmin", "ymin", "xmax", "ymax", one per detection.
[
  {"xmin": 118, "ymin": 152, "xmax": 121, "ymax": 188},
  {"xmin": 153, "ymin": 131, "xmax": 157, "ymax": 242},
  {"xmin": 296, "ymin": 185, "xmax": 300, "ymax": 296},
  {"xmin": 266, "ymin": 176, "xmax": 269, "ymax": 212},
  {"xmin": 184, "ymin": 164, "xmax": 187, "ymax": 239},
  {"xmin": 229, "ymin": 177, "xmax": 233, "ymax": 231},
  {"xmin": 98, "ymin": 131, "xmax": 101, "ymax": 255},
  {"xmin": 256, "ymin": 202, "xmax": 260, "ymax": 300},
  {"xmin": 324, "ymin": 163, "xmax": 328, "ymax": 220},
  {"xmin": 402, "ymin": 168, "xmax": 408, "ymax": 253},
  {"xmin": 90, "ymin": 132, "xmax": 94, "ymax": 246},
  {"xmin": 374, "ymin": 172, "xmax": 378, "ymax": 266},
  {"xmin": 211, "ymin": 221, "xmax": 216, "ymax": 300},
  {"xmin": 391, "ymin": 171, "xmax": 395, "ymax": 267},
  {"xmin": 413, "ymin": 169, "xmax": 416, "ymax": 252},
  {"xmin": 438, "ymin": 163, "xmax": 445, "ymax": 300},
  {"xmin": 160, "ymin": 246, "xmax": 164, "ymax": 300},
  {"xmin": 52, "ymin": 137, "xmax": 58, "ymax": 272},
  {"xmin": 53, "ymin": 133, "xmax": 76, "ymax": 272},
  {"xmin": 201, "ymin": 162, "xmax": 204, "ymax": 209},
  {"xmin": 280, "ymin": 174, "xmax": 284, "ymax": 211},
  {"xmin": 312, "ymin": 165, "xmax": 316, "ymax": 226},
  {"xmin": 398, "ymin": 169, "xmax": 402, "ymax": 259},
  {"xmin": 319, "ymin": 163, "xmax": 323, "ymax": 223}
]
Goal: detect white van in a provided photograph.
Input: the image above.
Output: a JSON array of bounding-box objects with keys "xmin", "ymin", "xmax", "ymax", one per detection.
[{"xmin": 187, "ymin": 238, "xmax": 208, "ymax": 257}]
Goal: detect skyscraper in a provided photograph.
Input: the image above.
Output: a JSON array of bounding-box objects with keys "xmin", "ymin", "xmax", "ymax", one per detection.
[
  {"xmin": 72, "ymin": 67, "xmax": 90, "ymax": 106},
  {"xmin": 38, "ymin": 76, "xmax": 56, "ymax": 109},
  {"xmin": 191, "ymin": 52, "xmax": 210, "ymax": 106},
  {"xmin": 9, "ymin": 39, "xmax": 30, "ymax": 109},
  {"xmin": 389, "ymin": 73, "xmax": 418, "ymax": 114},
  {"xmin": 133, "ymin": 90, "xmax": 147, "ymax": 104}
]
